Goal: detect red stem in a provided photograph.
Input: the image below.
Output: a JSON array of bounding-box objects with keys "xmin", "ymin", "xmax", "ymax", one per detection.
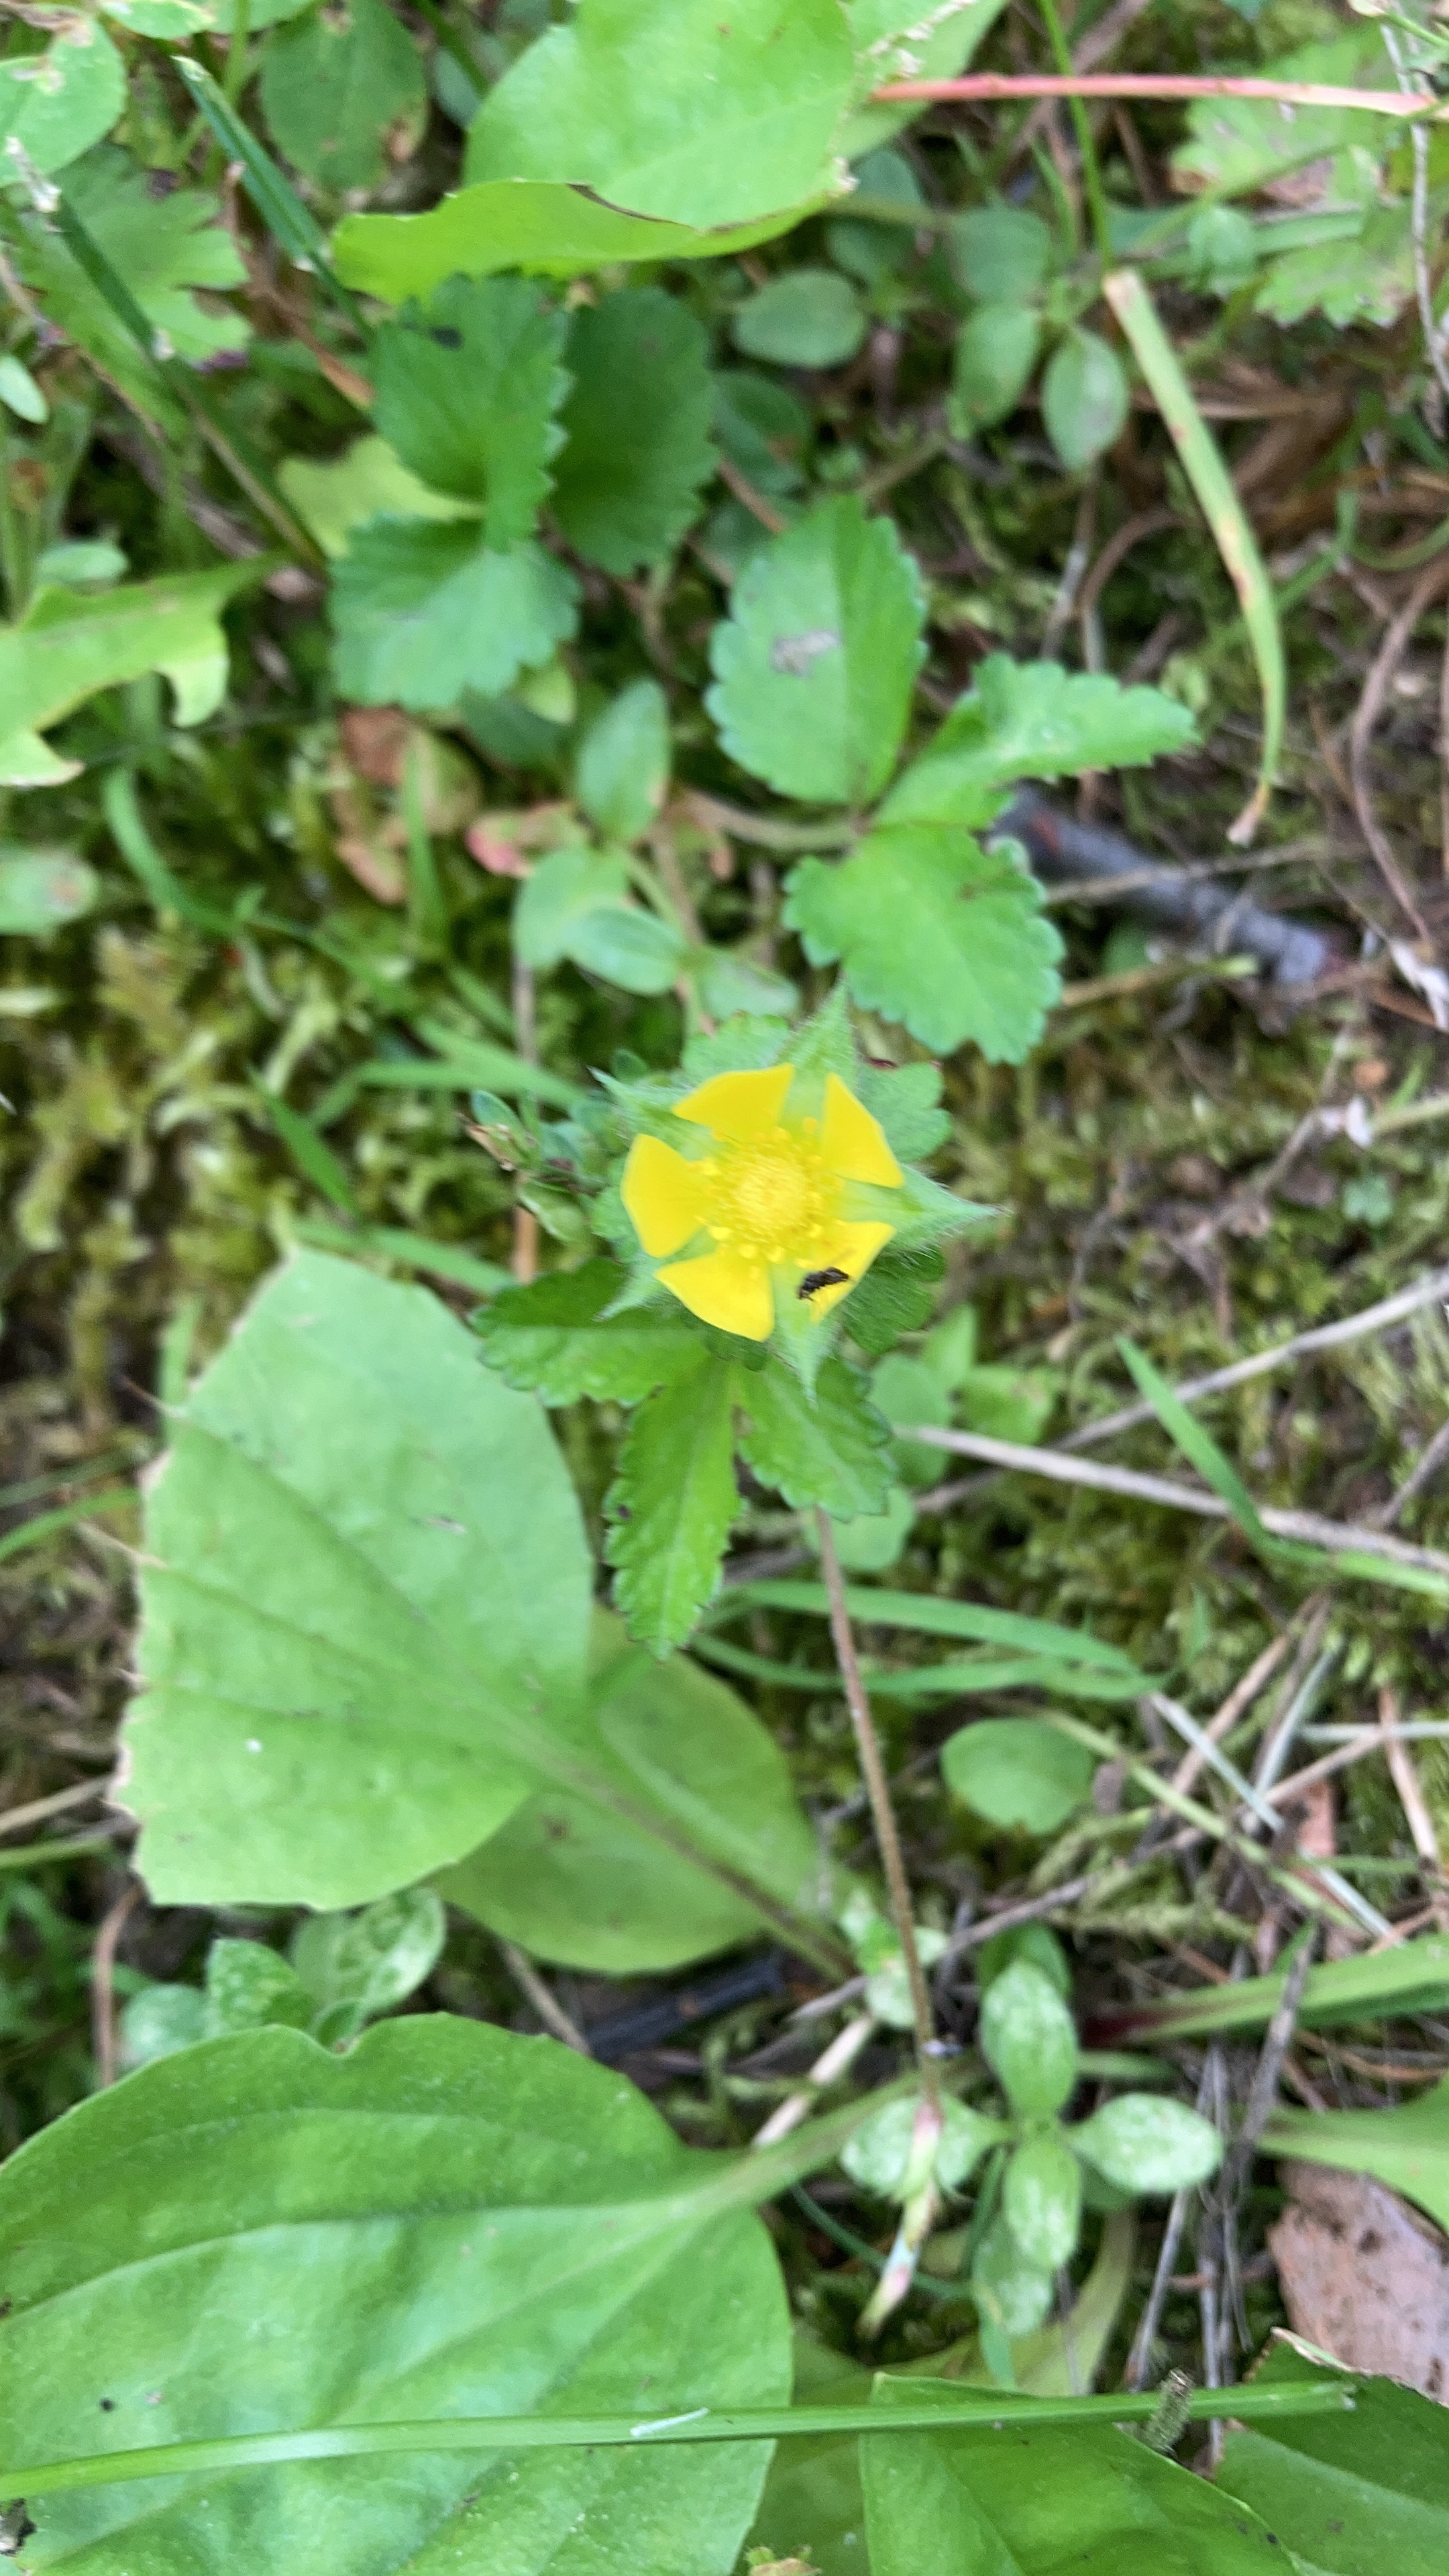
[{"xmin": 872, "ymin": 74, "xmax": 1438, "ymax": 117}]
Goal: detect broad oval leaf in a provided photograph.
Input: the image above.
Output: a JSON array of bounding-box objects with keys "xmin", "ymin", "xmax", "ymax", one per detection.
[
  {"xmin": 0, "ymin": 2019, "xmax": 791, "ymax": 2576},
  {"xmin": 979, "ymin": 1960, "xmax": 1079, "ymax": 2118},
  {"xmin": 0, "ymin": 20, "xmax": 123, "ymax": 176},
  {"xmin": 942, "ymin": 1717, "xmax": 1095, "ymax": 1835},
  {"xmin": 0, "ymin": 847, "xmax": 98, "ymax": 935},
  {"xmin": 733, "ymin": 270, "xmax": 867, "ymax": 370},
  {"xmin": 785, "ymin": 822, "xmax": 1063, "ymax": 1063},
  {"xmin": 949, "ymin": 303, "xmax": 1041, "ymax": 434},
  {"xmin": 438, "ymin": 1616, "xmax": 826, "ymax": 1971},
  {"xmin": 567, "ymin": 902, "xmax": 686, "ymax": 997},
  {"xmin": 864, "ymin": 2377, "xmax": 1296, "ymax": 2574},
  {"xmin": 707, "ymin": 496, "xmax": 925, "ymax": 806},
  {"xmin": 121, "ymin": 1248, "xmax": 592, "ymax": 1907},
  {"xmin": 464, "ymin": 0, "xmax": 854, "ymax": 230},
  {"xmin": 1003, "ymin": 2133, "xmax": 1083, "ymax": 2271},
  {"xmin": 576, "ymin": 680, "xmax": 672, "ymax": 843},
  {"xmin": 1218, "ymin": 2339, "xmax": 1449, "ymax": 2576},
  {"xmin": 259, "ymin": 0, "xmax": 426, "ymax": 194},
  {"xmin": 949, "ymin": 205, "xmax": 1054, "ymax": 303}
]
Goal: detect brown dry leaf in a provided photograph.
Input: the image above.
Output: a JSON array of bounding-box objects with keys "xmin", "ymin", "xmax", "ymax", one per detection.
[
  {"xmin": 1271, "ymin": 2160, "xmax": 1449, "ymax": 2401},
  {"xmin": 340, "ymin": 705, "xmax": 410, "ymax": 788}
]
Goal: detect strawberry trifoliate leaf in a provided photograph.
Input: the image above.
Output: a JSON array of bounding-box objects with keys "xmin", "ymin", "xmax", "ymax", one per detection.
[
  {"xmin": 707, "ymin": 495, "xmax": 925, "ymax": 805},
  {"xmin": 372, "ymin": 275, "xmax": 570, "ymax": 546},
  {"xmin": 550, "ymin": 288, "xmax": 716, "ymax": 576},
  {"xmin": 786, "ymin": 822, "xmax": 1064, "ymax": 1063},
  {"xmin": 331, "ymin": 524, "xmax": 579, "ymax": 712},
  {"xmin": 475, "ymin": 1260, "xmax": 701, "ymax": 1406}
]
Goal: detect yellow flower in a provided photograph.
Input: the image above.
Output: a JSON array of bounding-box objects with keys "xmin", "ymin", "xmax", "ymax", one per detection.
[{"xmin": 621, "ymin": 1063, "xmax": 903, "ymax": 1342}]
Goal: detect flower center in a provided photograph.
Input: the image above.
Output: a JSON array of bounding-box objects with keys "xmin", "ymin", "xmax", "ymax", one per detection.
[{"xmin": 704, "ymin": 1126, "xmax": 837, "ymax": 1264}]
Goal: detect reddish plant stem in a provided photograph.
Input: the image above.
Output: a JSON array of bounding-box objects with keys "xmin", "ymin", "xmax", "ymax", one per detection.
[{"xmin": 873, "ymin": 74, "xmax": 1439, "ymax": 117}]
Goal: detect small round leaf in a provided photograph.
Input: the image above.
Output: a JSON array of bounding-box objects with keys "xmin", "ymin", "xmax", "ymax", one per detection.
[
  {"xmin": 949, "ymin": 207, "xmax": 1053, "ymax": 304},
  {"xmin": 1003, "ymin": 2132, "xmax": 1082, "ymax": 2271},
  {"xmin": 979, "ymin": 1958, "xmax": 1079, "ymax": 2116},
  {"xmin": 942, "ymin": 1717, "xmax": 1095, "ymax": 1835},
  {"xmin": 842, "ymin": 2094, "xmax": 1006, "ymax": 2200},
  {"xmin": 1072, "ymin": 2092, "xmax": 1223, "ymax": 2196},
  {"xmin": 0, "ymin": 849, "xmax": 98, "ymax": 937},
  {"xmin": 733, "ymin": 270, "xmax": 867, "ymax": 370},
  {"xmin": 949, "ymin": 304, "xmax": 1041, "ymax": 433},
  {"xmin": 1041, "ymin": 329, "xmax": 1129, "ymax": 473}
]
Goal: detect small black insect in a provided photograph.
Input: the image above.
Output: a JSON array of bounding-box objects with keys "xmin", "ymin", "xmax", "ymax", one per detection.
[
  {"xmin": 798, "ymin": 1267, "xmax": 849, "ymax": 1301},
  {"xmin": 429, "ymin": 325, "xmax": 464, "ymax": 349}
]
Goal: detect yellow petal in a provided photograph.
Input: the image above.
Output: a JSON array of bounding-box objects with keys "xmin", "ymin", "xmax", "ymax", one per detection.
[
  {"xmin": 799, "ymin": 1220, "xmax": 895, "ymax": 1322},
  {"xmin": 820, "ymin": 1073, "xmax": 902, "ymax": 1189},
  {"xmin": 675, "ymin": 1064, "xmax": 793, "ymax": 1143},
  {"xmin": 659, "ymin": 1246, "xmax": 774, "ymax": 1339},
  {"xmin": 621, "ymin": 1134, "xmax": 710, "ymax": 1257}
]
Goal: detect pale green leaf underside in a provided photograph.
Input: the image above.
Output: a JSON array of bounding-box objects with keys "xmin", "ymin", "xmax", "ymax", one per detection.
[
  {"xmin": 0, "ymin": 2020, "xmax": 789, "ymax": 2576},
  {"xmin": 786, "ymin": 824, "xmax": 1064, "ymax": 1063}
]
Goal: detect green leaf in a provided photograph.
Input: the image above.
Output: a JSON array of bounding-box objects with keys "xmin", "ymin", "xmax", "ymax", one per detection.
[
  {"xmin": 122, "ymin": 1249, "xmax": 592, "ymax": 1907},
  {"xmin": 857, "ymin": 1060, "xmax": 951, "ymax": 1164},
  {"xmin": 843, "ymin": 1243, "xmax": 945, "ymax": 1355},
  {"xmin": 576, "ymin": 680, "xmax": 672, "ymax": 843},
  {"xmin": 205, "ymin": 1936, "xmax": 313, "ymax": 2035},
  {"xmin": 119, "ymin": 1982, "xmax": 209, "ymax": 2069},
  {"xmin": 1254, "ymin": 204, "xmax": 1411, "ymax": 330},
  {"xmin": 714, "ymin": 370, "xmax": 812, "ymax": 498},
  {"xmin": 0, "ymin": 350, "xmax": 48, "ymax": 423},
  {"xmin": 1041, "ymin": 327, "xmax": 1129, "ymax": 474},
  {"xmin": 278, "ymin": 433, "xmax": 475, "ymax": 559},
  {"xmin": 1219, "ymin": 2339, "xmax": 1449, "ymax": 2576},
  {"xmin": 1265, "ymin": 2075, "xmax": 1449, "ymax": 2239},
  {"xmin": 942, "ymin": 1718, "xmax": 1095, "ymax": 1835},
  {"xmin": 979, "ymin": 1960, "xmax": 1079, "ymax": 2118},
  {"xmin": 786, "ymin": 823, "xmax": 1063, "ymax": 1063},
  {"xmin": 842, "ymin": 2096, "xmax": 1004, "ymax": 2198},
  {"xmin": 863, "ymin": 2378, "xmax": 1293, "ymax": 2575},
  {"xmin": 1004, "ymin": 2133, "xmax": 1082, "ymax": 2271},
  {"xmin": 259, "ymin": 0, "xmax": 427, "ymax": 193},
  {"xmin": 333, "ymin": 182, "xmax": 828, "ymax": 305},
  {"xmin": 437, "ymin": 1615, "xmax": 825, "ymax": 1971},
  {"xmin": 884, "ymin": 655, "xmax": 1197, "ymax": 824},
  {"xmin": 0, "ymin": 2020, "xmax": 791, "ymax": 2574},
  {"xmin": 551, "ymin": 288, "xmax": 716, "ymax": 576},
  {"xmin": 949, "ymin": 205, "xmax": 1054, "ymax": 302},
  {"xmin": 0, "ymin": 846, "xmax": 98, "ymax": 934},
  {"xmin": 971, "ymin": 2212, "xmax": 1056, "ymax": 2338},
  {"xmin": 733, "ymin": 269, "xmax": 867, "ymax": 369},
  {"xmin": 708, "ymin": 495, "xmax": 924, "ymax": 804},
  {"xmin": 100, "ymin": 0, "xmax": 215, "ymax": 34},
  {"xmin": 605, "ymin": 1350, "xmax": 739, "ymax": 1654},
  {"xmin": 372, "ymin": 275, "xmax": 569, "ymax": 543},
  {"xmin": 870, "ymin": 1349, "xmax": 949, "ymax": 1487},
  {"xmin": 0, "ymin": 19, "xmax": 123, "ymax": 176},
  {"xmin": 291, "ymin": 1888, "xmax": 446, "ymax": 2023},
  {"xmin": 0, "ymin": 563, "xmax": 258, "ymax": 789},
  {"xmin": 734, "ymin": 1351, "xmax": 894, "ymax": 1517},
  {"xmin": 1116, "ymin": 1335, "xmax": 1275, "ymax": 1554},
  {"xmin": 1072, "ymin": 2094, "xmax": 1222, "ymax": 2196},
  {"xmin": 464, "ymin": 0, "xmax": 854, "ymax": 229},
  {"xmin": 1171, "ymin": 36, "xmax": 1392, "ymax": 202},
  {"xmin": 841, "ymin": 0, "xmax": 1010, "ymax": 155},
  {"xmin": 331, "ymin": 523, "xmax": 580, "ymax": 713},
  {"xmin": 568, "ymin": 903, "xmax": 686, "ymax": 996},
  {"xmin": 949, "ymin": 303, "xmax": 1041, "ymax": 435},
  {"xmin": 1141, "ymin": 1933, "xmax": 1449, "ymax": 2041},
  {"xmin": 513, "ymin": 845, "xmax": 633, "ymax": 965},
  {"xmin": 735, "ymin": 1579, "xmax": 1146, "ymax": 1680}
]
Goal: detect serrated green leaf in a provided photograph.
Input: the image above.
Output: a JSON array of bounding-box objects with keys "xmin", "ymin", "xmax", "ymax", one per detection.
[
  {"xmin": 13, "ymin": 144, "xmax": 249, "ymax": 378},
  {"xmin": 1042, "ymin": 328, "xmax": 1129, "ymax": 474},
  {"xmin": 372, "ymin": 275, "xmax": 569, "ymax": 544},
  {"xmin": 1254, "ymin": 203, "xmax": 1411, "ymax": 329},
  {"xmin": 550, "ymin": 288, "xmax": 716, "ymax": 576},
  {"xmin": 465, "ymin": 0, "xmax": 854, "ymax": 229},
  {"xmin": 856, "ymin": 1061, "xmax": 950, "ymax": 1163},
  {"xmin": 786, "ymin": 822, "xmax": 1063, "ymax": 1063},
  {"xmin": 1171, "ymin": 35, "xmax": 1391, "ymax": 201},
  {"xmin": 733, "ymin": 269, "xmax": 867, "ymax": 369},
  {"xmin": 0, "ymin": 563, "xmax": 258, "ymax": 789},
  {"xmin": 331, "ymin": 523, "xmax": 580, "ymax": 712},
  {"xmin": 0, "ymin": 2021, "xmax": 790, "ymax": 2576},
  {"xmin": 949, "ymin": 303, "xmax": 1040, "ymax": 435},
  {"xmin": 0, "ymin": 19, "xmax": 123, "ymax": 176},
  {"xmin": 576, "ymin": 680, "xmax": 671, "ymax": 843},
  {"xmin": 864, "ymin": 2378, "xmax": 1291, "ymax": 2575},
  {"xmin": 707, "ymin": 495, "xmax": 924, "ymax": 804},
  {"xmin": 734, "ymin": 1352, "xmax": 894, "ymax": 1518},
  {"xmin": 278, "ymin": 434, "xmax": 475, "ymax": 560},
  {"xmin": 438, "ymin": 1614, "xmax": 824, "ymax": 1970},
  {"xmin": 883, "ymin": 655, "xmax": 1197, "ymax": 826},
  {"xmin": 714, "ymin": 370, "xmax": 812, "ymax": 498},
  {"xmin": 259, "ymin": 0, "xmax": 427, "ymax": 193},
  {"xmin": 332, "ymin": 182, "xmax": 828, "ymax": 305},
  {"xmin": 843, "ymin": 1244, "xmax": 945, "ymax": 1356},
  {"xmin": 606, "ymin": 1351, "xmax": 739, "ymax": 1654}
]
